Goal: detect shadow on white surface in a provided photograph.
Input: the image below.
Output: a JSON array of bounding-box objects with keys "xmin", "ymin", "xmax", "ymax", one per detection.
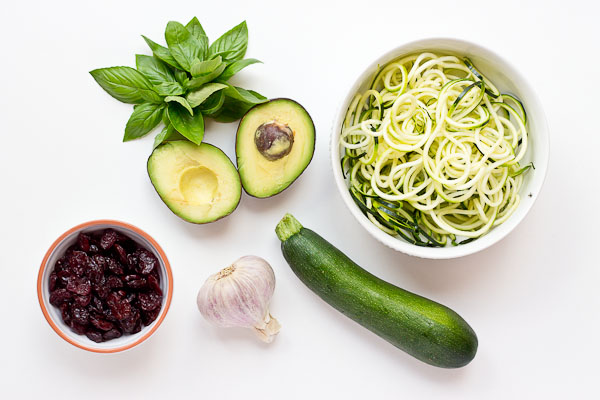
[
  {"xmin": 195, "ymin": 319, "xmax": 276, "ymax": 349},
  {"xmin": 36, "ymin": 321, "xmax": 163, "ymax": 379},
  {"xmin": 173, "ymin": 208, "xmax": 237, "ymax": 241}
]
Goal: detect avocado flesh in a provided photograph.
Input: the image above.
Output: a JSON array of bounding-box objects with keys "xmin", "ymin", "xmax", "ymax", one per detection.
[
  {"xmin": 148, "ymin": 141, "xmax": 241, "ymax": 223},
  {"xmin": 236, "ymin": 99, "xmax": 315, "ymax": 198}
]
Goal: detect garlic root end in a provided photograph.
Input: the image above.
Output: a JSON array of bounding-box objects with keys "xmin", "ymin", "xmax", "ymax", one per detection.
[{"xmin": 253, "ymin": 313, "xmax": 281, "ymax": 343}]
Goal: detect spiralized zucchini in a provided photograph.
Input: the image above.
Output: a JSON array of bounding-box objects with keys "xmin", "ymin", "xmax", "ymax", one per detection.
[{"xmin": 340, "ymin": 53, "xmax": 533, "ymax": 247}]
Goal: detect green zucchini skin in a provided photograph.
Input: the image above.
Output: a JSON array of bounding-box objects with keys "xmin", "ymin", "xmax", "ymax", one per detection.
[{"xmin": 280, "ymin": 226, "xmax": 478, "ymax": 368}]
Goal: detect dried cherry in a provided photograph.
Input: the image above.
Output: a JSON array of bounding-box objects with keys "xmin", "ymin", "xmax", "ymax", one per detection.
[
  {"xmin": 66, "ymin": 278, "xmax": 91, "ymax": 296},
  {"xmin": 137, "ymin": 249, "xmax": 157, "ymax": 275},
  {"xmin": 78, "ymin": 233, "xmax": 91, "ymax": 252},
  {"xmin": 70, "ymin": 321, "xmax": 87, "ymax": 335},
  {"xmin": 106, "ymin": 258, "xmax": 124, "ymax": 275},
  {"xmin": 147, "ymin": 275, "xmax": 162, "ymax": 295},
  {"xmin": 50, "ymin": 288, "xmax": 72, "ymax": 306},
  {"xmin": 93, "ymin": 283, "xmax": 110, "ymax": 299},
  {"xmin": 74, "ymin": 294, "xmax": 91, "ymax": 307},
  {"xmin": 90, "ymin": 315, "xmax": 114, "ymax": 331},
  {"xmin": 126, "ymin": 292, "xmax": 137, "ymax": 304},
  {"xmin": 59, "ymin": 303, "xmax": 71, "ymax": 324},
  {"xmin": 138, "ymin": 291, "xmax": 162, "ymax": 311},
  {"xmin": 89, "ymin": 296, "xmax": 103, "ymax": 313},
  {"xmin": 49, "ymin": 273, "xmax": 58, "ymax": 291},
  {"xmin": 131, "ymin": 318, "xmax": 142, "ymax": 334},
  {"xmin": 68, "ymin": 251, "xmax": 88, "ymax": 277},
  {"xmin": 120, "ymin": 309, "xmax": 140, "ymax": 334},
  {"xmin": 85, "ymin": 330, "xmax": 103, "ymax": 343},
  {"xmin": 87, "ymin": 258, "xmax": 103, "ymax": 284},
  {"xmin": 103, "ymin": 307, "xmax": 118, "ymax": 322},
  {"xmin": 92, "ymin": 254, "xmax": 106, "ymax": 269},
  {"xmin": 126, "ymin": 253, "xmax": 139, "ymax": 272},
  {"xmin": 106, "ymin": 291, "xmax": 132, "ymax": 321},
  {"xmin": 106, "ymin": 275, "xmax": 123, "ymax": 289},
  {"xmin": 124, "ymin": 274, "xmax": 147, "ymax": 289},
  {"xmin": 71, "ymin": 306, "xmax": 90, "ymax": 325},
  {"xmin": 114, "ymin": 244, "xmax": 128, "ymax": 265},
  {"xmin": 141, "ymin": 308, "xmax": 160, "ymax": 325},
  {"xmin": 100, "ymin": 229, "xmax": 118, "ymax": 250},
  {"xmin": 102, "ymin": 329, "xmax": 122, "ymax": 340}
]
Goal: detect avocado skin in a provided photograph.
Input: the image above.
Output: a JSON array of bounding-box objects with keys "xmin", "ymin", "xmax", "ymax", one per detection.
[
  {"xmin": 235, "ymin": 98, "xmax": 316, "ymax": 198},
  {"xmin": 147, "ymin": 141, "xmax": 242, "ymax": 224},
  {"xmin": 281, "ymin": 227, "xmax": 478, "ymax": 368}
]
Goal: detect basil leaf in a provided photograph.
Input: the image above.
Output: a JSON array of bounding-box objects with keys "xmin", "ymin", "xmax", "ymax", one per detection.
[
  {"xmin": 185, "ymin": 17, "xmax": 206, "ymax": 38},
  {"xmin": 142, "ymin": 35, "xmax": 183, "ymax": 70},
  {"xmin": 136, "ymin": 54, "xmax": 176, "ymax": 85},
  {"xmin": 154, "ymin": 124, "xmax": 173, "ymax": 149},
  {"xmin": 165, "ymin": 21, "xmax": 204, "ymax": 71},
  {"xmin": 199, "ymin": 91, "xmax": 226, "ymax": 115},
  {"xmin": 185, "ymin": 17, "xmax": 208, "ymax": 59},
  {"xmin": 190, "ymin": 56, "xmax": 223, "ymax": 77},
  {"xmin": 90, "ymin": 66, "xmax": 162, "ymax": 104},
  {"xmin": 167, "ymin": 102, "xmax": 204, "ymax": 144},
  {"xmin": 154, "ymin": 82, "xmax": 185, "ymax": 96},
  {"xmin": 186, "ymin": 83, "xmax": 227, "ymax": 108},
  {"xmin": 216, "ymin": 58, "xmax": 262, "ymax": 82},
  {"xmin": 161, "ymin": 107, "xmax": 170, "ymax": 125},
  {"xmin": 174, "ymin": 69, "xmax": 188, "ymax": 86},
  {"xmin": 224, "ymin": 85, "xmax": 267, "ymax": 104},
  {"xmin": 206, "ymin": 95, "xmax": 255, "ymax": 123},
  {"xmin": 186, "ymin": 63, "xmax": 227, "ymax": 89},
  {"xmin": 208, "ymin": 21, "xmax": 248, "ymax": 62},
  {"xmin": 153, "ymin": 123, "xmax": 187, "ymax": 149},
  {"xmin": 124, "ymin": 103, "xmax": 164, "ymax": 141},
  {"xmin": 165, "ymin": 96, "xmax": 194, "ymax": 115}
]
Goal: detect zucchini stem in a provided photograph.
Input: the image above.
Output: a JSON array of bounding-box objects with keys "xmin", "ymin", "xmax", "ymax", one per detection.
[{"xmin": 276, "ymin": 213, "xmax": 303, "ymax": 242}]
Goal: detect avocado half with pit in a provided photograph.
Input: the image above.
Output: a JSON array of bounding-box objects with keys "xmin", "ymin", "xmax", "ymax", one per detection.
[
  {"xmin": 148, "ymin": 141, "xmax": 241, "ymax": 223},
  {"xmin": 236, "ymin": 98, "xmax": 315, "ymax": 198}
]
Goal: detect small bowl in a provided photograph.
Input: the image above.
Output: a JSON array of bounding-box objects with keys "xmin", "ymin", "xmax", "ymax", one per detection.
[
  {"xmin": 37, "ymin": 220, "xmax": 173, "ymax": 352},
  {"xmin": 331, "ymin": 38, "xmax": 549, "ymax": 259}
]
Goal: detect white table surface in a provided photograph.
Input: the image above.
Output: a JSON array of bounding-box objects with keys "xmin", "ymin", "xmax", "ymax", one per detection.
[{"xmin": 2, "ymin": 0, "xmax": 598, "ymax": 398}]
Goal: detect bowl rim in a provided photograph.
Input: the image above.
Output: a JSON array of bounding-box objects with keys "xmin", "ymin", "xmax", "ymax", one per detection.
[
  {"xmin": 330, "ymin": 37, "xmax": 549, "ymax": 259},
  {"xmin": 37, "ymin": 219, "xmax": 173, "ymax": 353}
]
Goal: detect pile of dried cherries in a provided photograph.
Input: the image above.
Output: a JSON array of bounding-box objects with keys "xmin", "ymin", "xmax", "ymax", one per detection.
[{"xmin": 49, "ymin": 229, "xmax": 163, "ymax": 343}]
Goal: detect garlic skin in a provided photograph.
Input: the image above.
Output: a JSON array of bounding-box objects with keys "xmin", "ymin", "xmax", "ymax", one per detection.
[{"xmin": 197, "ymin": 256, "xmax": 281, "ymax": 343}]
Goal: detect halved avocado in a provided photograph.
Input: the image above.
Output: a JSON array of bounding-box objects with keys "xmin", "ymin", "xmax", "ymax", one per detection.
[
  {"xmin": 236, "ymin": 98, "xmax": 315, "ymax": 198},
  {"xmin": 148, "ymin": 141, "xmax": 241, "ymax": 223}
]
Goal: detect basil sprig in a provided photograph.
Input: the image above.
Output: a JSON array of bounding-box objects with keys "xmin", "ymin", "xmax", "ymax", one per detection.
[{"xmin": 90, "ymin": 17, "xmax": 266, "ymax": 146}]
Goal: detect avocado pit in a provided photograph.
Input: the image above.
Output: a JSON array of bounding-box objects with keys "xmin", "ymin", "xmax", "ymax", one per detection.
[
  {"xmin": 254, "ymin": 120, "xmax": 294, "ymax": 161},
  {"xmin": 236, "ymin": 98, "xmax": 315, "ymax": 198}
]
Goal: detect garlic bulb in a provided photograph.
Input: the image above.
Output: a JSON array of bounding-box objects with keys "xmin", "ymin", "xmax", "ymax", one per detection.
[{"xmin": 197, "ymin": 256, "xmax": 281, "ymax": 343}]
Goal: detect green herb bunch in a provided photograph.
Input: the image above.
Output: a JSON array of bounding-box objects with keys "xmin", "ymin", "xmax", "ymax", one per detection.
[{"xmin": 90, "ymin": 17, "xmax": 266, "ymax": 147}]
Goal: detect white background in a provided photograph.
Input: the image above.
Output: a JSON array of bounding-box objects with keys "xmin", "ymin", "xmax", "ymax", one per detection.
[{"xmin": 1, "ymin": 0, "xmax": 598, "ymax": 398}]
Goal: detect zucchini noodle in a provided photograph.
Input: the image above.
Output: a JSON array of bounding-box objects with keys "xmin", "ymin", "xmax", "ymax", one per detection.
[{"xmin": 340, "ymin": 53, "xmax": 533, "ymax": 247}]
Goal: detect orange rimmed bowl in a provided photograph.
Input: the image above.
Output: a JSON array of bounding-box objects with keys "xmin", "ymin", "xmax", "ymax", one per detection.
[{"xmin": 37, "ymin": 220, "xmax": 173, "ymax": 353}]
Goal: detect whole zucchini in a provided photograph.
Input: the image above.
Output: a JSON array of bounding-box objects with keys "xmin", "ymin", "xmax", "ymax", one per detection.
[{"xmin": 275, "ymin": 214, "xmax": 478, "ymax": 368}]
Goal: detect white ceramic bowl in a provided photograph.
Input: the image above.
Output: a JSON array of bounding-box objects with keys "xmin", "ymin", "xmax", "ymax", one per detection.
[
  {"xmin": 38, "ymin": 220, "xmax": 173, "ymax": 352},
  {"xmin": 331, "ymin": 38, "xmax": 549, "ymax": 259}
]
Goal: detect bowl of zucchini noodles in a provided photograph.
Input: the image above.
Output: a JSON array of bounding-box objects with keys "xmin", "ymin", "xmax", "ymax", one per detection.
[{"xmin": 331, "ymin": 38, "xmax": 548, "ymax": 259}]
